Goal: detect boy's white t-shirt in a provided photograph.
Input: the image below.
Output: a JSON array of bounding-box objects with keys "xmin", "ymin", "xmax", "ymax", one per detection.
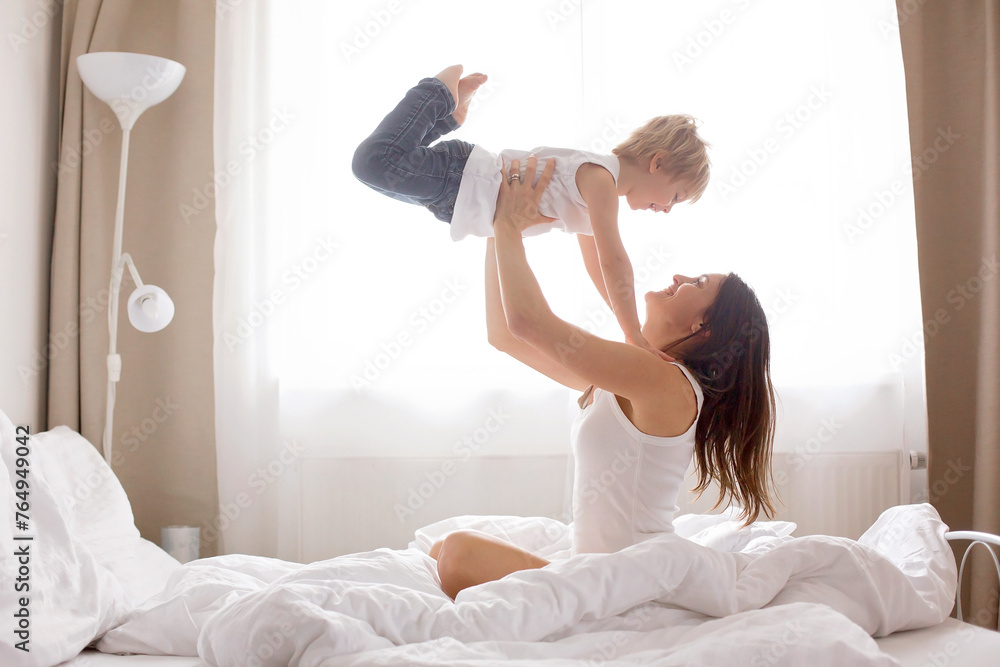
[{"xmin": 450, "ymin": 145, "xmax": 621, "ymax": 241}]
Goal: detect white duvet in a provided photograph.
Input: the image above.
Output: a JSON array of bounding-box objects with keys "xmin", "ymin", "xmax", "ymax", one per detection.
[{"xmin": 0, "ymin": 411, "xmax": 958, "ymax": 667}]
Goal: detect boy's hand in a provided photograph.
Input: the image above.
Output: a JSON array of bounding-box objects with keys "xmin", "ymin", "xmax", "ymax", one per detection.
[{"xmin": 626, "ymin": 332, "xmax": 676, "ymax": 362}]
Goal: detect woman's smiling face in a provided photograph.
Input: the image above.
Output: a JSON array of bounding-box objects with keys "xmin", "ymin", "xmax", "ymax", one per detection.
[{"xmin": 644, "ymin": 273, "xmax": 726, "ymax": 332}]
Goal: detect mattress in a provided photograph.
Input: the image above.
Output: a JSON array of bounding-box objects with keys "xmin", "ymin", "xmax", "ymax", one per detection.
[
  {"xmin": 59, "ymin": 653, "xmax": 206, "ymax": 666},
  {"xmin": 875, "ymin": 617, "xmax": 1000, "ymax": 665},
  {"xmin": 59, "ymin": 619, "xmax": 1000, "ymax": 667}
]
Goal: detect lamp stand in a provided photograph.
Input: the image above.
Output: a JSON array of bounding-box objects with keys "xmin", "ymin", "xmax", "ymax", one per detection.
[
  {"xmin": 103, "ymin": 127, "xmax": 132, "ymax": 465},
  {"xmin": 77, "ymin": 51, "xmax": 185, "ymax": 465}
]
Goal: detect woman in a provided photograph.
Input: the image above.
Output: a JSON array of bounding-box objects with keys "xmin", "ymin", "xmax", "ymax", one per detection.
[{"xmin": 430, "ymin": 156, "xmax": 778, "ymax": 601}]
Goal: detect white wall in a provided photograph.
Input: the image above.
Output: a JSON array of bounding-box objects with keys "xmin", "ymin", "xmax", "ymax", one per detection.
[{"xmin": 0, "ymin": 0, "xmax": 61, "ymax": 430}]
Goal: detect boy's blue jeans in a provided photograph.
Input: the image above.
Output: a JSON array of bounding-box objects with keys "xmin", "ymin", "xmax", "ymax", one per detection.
[{"xmin": 352, "ymin": 77, "xmax": 473, "ymax": 223}]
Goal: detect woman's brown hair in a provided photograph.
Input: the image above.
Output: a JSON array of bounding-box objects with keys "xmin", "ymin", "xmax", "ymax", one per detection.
[{"xmin": 665, "ymin": 273, "xmax": 778, "ymax": 526}]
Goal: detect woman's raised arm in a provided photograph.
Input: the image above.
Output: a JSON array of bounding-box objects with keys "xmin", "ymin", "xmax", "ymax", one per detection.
[
  {"xmin": 492, "ymin": 156, "xmax": 684, "ymax": 403},
  {"xmin": 485, "ymin": 237, "xmax": 589, "ymax": 391}
]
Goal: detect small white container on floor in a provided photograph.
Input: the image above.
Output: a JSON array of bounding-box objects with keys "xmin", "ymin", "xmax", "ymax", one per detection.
[{"xmin": 161, "ymin": 525, "xmax": 201, "ymax": 563}]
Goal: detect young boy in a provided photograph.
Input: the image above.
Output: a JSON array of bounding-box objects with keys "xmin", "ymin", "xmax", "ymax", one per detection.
[{"xmin": 352, "ymin": 65, "xmax": 711, "ymax": 358}]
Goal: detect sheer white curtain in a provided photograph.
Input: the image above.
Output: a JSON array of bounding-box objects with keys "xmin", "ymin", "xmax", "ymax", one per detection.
[
  {"xmin": 214, "ymin": 0, "xmax": 926, "ymax": 558},
  {"xmin": 213, "ymin": 0, "xmax": 286, "ymax": 557}
]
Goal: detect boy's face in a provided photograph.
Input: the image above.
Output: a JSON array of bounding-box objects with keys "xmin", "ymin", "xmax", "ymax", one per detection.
[{"xmin": 625, "ymin": 153, "xmax": 690, "ymax": 215}]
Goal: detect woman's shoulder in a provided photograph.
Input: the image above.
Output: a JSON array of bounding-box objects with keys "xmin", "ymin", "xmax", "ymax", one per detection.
[
  {"xmin": 668, "ymin": 361, "xmax": 701, "ymax": 387},
  {"xmin": 634, "ymin": 361, "xmax": 701, "ymax": 415},
  {"xmin": 666, "ymin": 362, "xmax": 703, "ymax": 403},
  {"xmin": 596, "ymin": 362, "xmax": 701, "ymax": 438},
  {"xmin": 596, "ymin": 361, "xmax": 700, "ymax": 411}
]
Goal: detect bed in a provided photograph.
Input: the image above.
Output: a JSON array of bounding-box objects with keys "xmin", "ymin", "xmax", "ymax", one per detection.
[{"xmin": 2, "ymin": 412, "xmax": 997, "ymax": 667}]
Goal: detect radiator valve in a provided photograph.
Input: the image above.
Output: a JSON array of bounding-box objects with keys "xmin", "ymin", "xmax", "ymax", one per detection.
[{"xmin": 909, "ymin": 451, "xmax": 928, "ymax": 470}]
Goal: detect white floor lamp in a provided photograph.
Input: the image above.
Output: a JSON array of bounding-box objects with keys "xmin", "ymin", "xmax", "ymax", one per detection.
[{"xmin": 76, "ymin": 52, "xmax": 186, "ymax": 465}]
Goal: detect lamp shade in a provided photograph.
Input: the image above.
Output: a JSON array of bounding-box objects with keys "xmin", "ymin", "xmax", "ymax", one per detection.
[
  {"xmin": 77, "ymin": 52, "xmax": 186, "ymax": 130},
  {"xmin": 127, "ymin": 285, "xmax": 175, "ymax": 333}
]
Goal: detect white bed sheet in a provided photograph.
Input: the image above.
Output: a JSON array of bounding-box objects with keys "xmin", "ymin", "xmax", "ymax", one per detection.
[
  {"xmin": 62, "ymin": 618, "xmax": 1000, "ymax": 667},
  {"xmin": 59, "ymin": 652, "xmax": 207, "ymax": 666}
]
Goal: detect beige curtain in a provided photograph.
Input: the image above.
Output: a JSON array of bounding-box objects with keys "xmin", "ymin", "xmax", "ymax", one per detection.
[
  {"xmin": 48, "ymin": 0, "xmax": 219, "ymax": 557},
  {"xmin": 898, "ymin": 0, "xmax": 1000, "ymax": 629}
]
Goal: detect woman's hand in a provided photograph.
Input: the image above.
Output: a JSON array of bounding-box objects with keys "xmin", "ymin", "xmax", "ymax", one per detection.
[{"xmin": 494, "ymin": 155, "xmax": 557, "ymax": 234}]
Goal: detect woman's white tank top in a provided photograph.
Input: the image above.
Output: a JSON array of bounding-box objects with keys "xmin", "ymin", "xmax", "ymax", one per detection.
[
  {"xmin": 450, "ymin": 145, "xmax": 621, "ymax": 241},
  {"xmin": 570, "ymin": 363, "xmax": 704, "ymax": 555}
]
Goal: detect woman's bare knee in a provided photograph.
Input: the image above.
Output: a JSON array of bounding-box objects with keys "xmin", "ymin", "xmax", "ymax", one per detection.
[
  {"xmin": 435, "ymin": 531, "xmax": 479, "ymax": 598},
  {"xmin": 429, "ymin": 537, "xmax": 445, "ymax": 560},
  {"xmin": 435, "ymin": 530, "xmax": 548, "ymax": 600}
]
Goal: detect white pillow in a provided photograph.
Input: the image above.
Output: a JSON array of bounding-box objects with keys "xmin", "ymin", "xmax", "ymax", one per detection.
[{"xmin": 0, "ymin": 410, "xmax": 180, "ymax": 666}]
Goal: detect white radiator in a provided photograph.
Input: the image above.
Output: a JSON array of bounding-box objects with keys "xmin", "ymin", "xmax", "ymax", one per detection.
[
  {"xmin": 677, "ymin": 451, "xmax": 907, "ymax": 540},
  {"xmin": 293, "ymin": 450, "xmax": 906, "ymax": 562},
  {"xmin": 295, "ymin": 455, "xmax": 571, "ymax": 563}
]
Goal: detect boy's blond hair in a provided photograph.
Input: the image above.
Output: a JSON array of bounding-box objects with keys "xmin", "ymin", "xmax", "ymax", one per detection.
[{"xmin": 612, "ymin": 115, "xmax": 711, "ymax": 203}]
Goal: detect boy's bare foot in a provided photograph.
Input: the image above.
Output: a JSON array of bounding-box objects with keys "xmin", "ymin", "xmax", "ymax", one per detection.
[
  {"xmin": 434, "ymin": 64, "xmax": 463, "ymax": 112},
  {"xmin": 433, "ymin": 64, "xmax": 488, "ymax": 126},
  {"xmin": 453, "ymin": 72, "xmax": 488, "ymax": 126}
]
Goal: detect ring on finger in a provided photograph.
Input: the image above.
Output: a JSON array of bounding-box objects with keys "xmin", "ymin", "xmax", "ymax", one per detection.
[{"xmin": 510, "ymin": 174, "xmax": 521, "ymax": 182}]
